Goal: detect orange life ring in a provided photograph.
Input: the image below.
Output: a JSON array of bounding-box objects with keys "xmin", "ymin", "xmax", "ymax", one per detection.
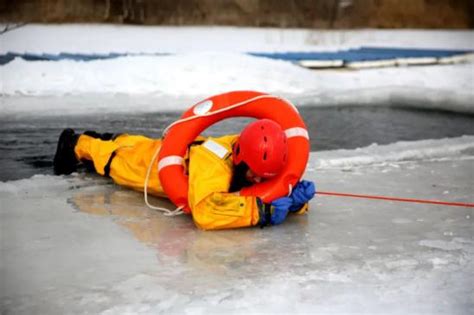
[{"xmin": 158, "ymin": 90, "xmax": 310, "ymax": 213}]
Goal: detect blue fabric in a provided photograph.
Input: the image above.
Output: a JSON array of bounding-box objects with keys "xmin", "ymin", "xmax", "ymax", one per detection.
[
  {"xmin": 258, "ymin": 180, "xmax": 316, "ymax": 226},
  {"xmin": 248, "ymin": 47, "xmax": 472, "ymax": 62},
  {"xmin": 289, "ymin": 180, "xmax": 316, "ymax": 212},
  {"xmin": 269, "ymin": 197, "xmax": 293, "ymax": 225},
  {"xmin": 0, "ymin": 52, "xmax": 170, "ymax": 65}
]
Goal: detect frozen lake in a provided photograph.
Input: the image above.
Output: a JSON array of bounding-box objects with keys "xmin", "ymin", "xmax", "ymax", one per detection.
[
  {"xmin": 1, "ymin": 25, "xmax": 473, "ymax": 314},
  {"xmin": 1, "ymin": 103, "xmax": 473, "ymax": 181}
]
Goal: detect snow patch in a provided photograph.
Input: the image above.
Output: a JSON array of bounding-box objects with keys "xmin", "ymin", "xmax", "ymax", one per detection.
[
  {"xmin": 312, "ymin": 135, "xmax": 474, "ymax": 169},
  {"xmin": 0, "ymin": 174, "xmax": 69, "ymax": 193},
  {"xmin": 2, "ymin": 25, "xmax": 473, "ymax": 54},
  {"xmin": 392, "ymin": 218, "xmax": 413, "ymax": 224},
  {"xmin": 0, "ymin": 174, "xmax": 109, "ymax": 196},
  {"xmin": 429, "ymin": 257, "xmax": 450, "ymax": 266},
  {"xmin": 1, "ymin": 25, "xmax": 473, "ymax": 114},
  {"xmin": 2, "ymin": 58, "xmax": 473, "ymax": 114},
  {"xmin": 0, "ymin": 53, "xmax": 317, "ymax": 96},
  {"xmin": 385, "ymin": 259, "xmax": 419, "ymax": 269},
  {"xmin": 419, "ymin": 240, "xmax": 464, "ymax": 251},
  {"xmin": 312, "ymin": 272, "xmax": 353, "ymax": 283}
]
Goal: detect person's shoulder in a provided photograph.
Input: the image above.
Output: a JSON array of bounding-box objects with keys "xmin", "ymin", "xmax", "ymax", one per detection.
[
  {"xmin": 196, "ymin": 135, "xmax": 236, "ymax": 160},
  {"xmin": 213, "ymin": 134, "xmax": 238, "ymax": 146}
]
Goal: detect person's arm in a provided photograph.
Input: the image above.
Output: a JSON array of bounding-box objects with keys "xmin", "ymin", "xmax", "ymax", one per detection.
[
  {"xmin": 257, "ymin": 180, "xmax": 315, "ymax": 225},
  {"xmin": 188, "ymin": 136, "xmax": 261, "ymax": 230}
]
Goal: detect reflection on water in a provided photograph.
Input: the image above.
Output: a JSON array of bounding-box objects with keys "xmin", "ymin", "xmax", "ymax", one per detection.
[{"xmin": 68, "ymin": 186, "xmax": 311, "ymax": 276}]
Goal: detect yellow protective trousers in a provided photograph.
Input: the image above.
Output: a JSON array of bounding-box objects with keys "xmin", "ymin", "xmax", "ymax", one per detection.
[
  {"xmin": 75, "ymin": 134, "xmax": 166, "ymax": 197},
  {"xmin": 74, "ymin": 134, "xmax": 261, "ymax": 230}
]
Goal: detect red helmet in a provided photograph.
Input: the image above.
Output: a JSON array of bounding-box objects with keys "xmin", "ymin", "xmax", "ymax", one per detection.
[{"xmin": 233, "ymin": 119, "xmax": 288, "ymax": 178}]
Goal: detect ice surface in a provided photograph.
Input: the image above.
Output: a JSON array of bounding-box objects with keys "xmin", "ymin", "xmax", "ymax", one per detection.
[
  {"xmin": 1, "ymin": 24, "xmax": 473, "ymax": 313},
  {"xmin": 1, "ymin": 137, "xmax": 473, "ymax": 314}
]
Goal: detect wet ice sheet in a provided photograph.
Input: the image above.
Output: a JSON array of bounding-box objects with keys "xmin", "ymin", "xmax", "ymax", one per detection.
[{"xmin": 1, "ymin": 138, "xmax": 473, "ymax": 314}]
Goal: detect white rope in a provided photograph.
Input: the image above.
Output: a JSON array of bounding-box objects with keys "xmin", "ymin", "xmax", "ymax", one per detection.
[
  {"xmin": 163, "ymin": 205, "xmax": 185, "ymax": 216},
  {"xmin": 143, "ymin": 145, "xmax": 184, "ymax": 216},
  {"xmin": 162, "ymin": 94, "xmax": 290, "ymax": 137},
  {"xmin": 288, "ymin": 184, "xmax": 293, "ymax": 197}
]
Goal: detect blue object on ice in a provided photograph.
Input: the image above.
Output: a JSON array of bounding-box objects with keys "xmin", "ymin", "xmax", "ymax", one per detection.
[
  {"xmin": 269, "ymin": 197, "xmax": 293, "ymax": 225},
  {"xmin": 248, "ymin": 47, "xmax": 471, "ymax": 62},
  {"xmin": 0, "ymin": 47, "xmax": 472, "ymax": 66},
  {"xmin": 0, "ymin": 51, "xmax": 170, "ymax": 65},
  {"xmin": 289, "ymin": 180, "xmax": 316, "ymax": 212}
]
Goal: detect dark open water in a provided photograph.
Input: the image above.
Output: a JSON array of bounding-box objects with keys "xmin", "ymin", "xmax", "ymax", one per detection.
[{"xmin": 1, "ymin": 106, "xmax": 473, "ymax": 181}]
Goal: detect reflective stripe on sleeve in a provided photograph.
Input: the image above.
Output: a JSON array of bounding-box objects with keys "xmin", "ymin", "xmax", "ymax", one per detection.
[{"xmin": 158, "ymin": 155, "xmax": 184, "ymax": 172}]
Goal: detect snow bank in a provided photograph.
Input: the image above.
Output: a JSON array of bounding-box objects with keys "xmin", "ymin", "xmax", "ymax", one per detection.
[
  {"xmin": 0, "ymin": 52, "xmax": 317, "ymax": 96},
  {"xmin": 1, "ymin": 25, "xmax": 473, "ymax": 114},
  {"xmin": 311, "ymin": 135, "xmax": 474, "ymax": 170},
  {"xmin": 1, "ymin": 54, "xmax": 473, "ymax": 114}
]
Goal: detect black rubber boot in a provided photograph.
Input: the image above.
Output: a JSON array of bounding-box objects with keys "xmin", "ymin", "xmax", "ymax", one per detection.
[{"xmin": 53, "ymin": 128, "xmax": 80, "ymax": 175}]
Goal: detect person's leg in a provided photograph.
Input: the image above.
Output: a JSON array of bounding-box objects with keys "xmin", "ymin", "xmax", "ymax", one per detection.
[
  {"xmin": 53, "ymin": 128, "xmax": 151, "ymax": 175},
  {"xmin": 54, "ymin": 129, "xmax": 167, "ymax": 196},
  {"xmin": 74, "ymin": 132, "xmax": 166, "ymax": 197},
  {"xmin": 107, "ymin": 135, "xmax": 166, "ymax": 197},
  {"xmin": 74, "ymin": 134, "xmax": 120, "ymax": 176}
]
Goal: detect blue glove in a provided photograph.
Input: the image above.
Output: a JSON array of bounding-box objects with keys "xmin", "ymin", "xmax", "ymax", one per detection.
[
  {"xmin": 289, "ymin": 180, "xmax": 316, "ymax": 212},
  {"xmin": 270, "ymin": 197, "xmax": 293, "ymax": 225},
  {"xmin": 258, "ymin": 197, "xmax": 292, "ymax": 226}
]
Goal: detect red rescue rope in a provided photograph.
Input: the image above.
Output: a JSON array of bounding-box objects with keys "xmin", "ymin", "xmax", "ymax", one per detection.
[{"xmin": 317, "ymin": 191, "xmax": 474, "ymax": 208}]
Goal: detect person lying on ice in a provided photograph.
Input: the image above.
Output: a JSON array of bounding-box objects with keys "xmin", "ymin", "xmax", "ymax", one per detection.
[{"xmin": 53, "ymin": 119, "xmax": 315, "ymax": 230}]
